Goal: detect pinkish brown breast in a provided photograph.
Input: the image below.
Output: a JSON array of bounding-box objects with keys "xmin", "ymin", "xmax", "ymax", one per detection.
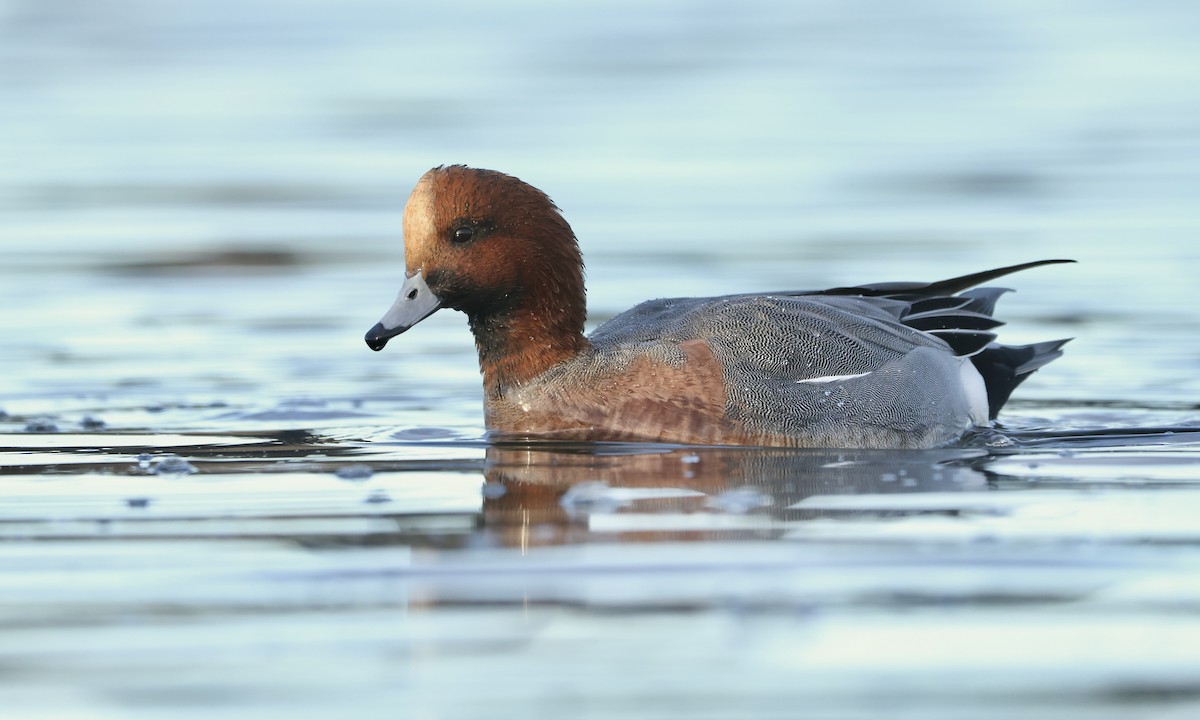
[{"xmin": 485, "ymin": 338, "xmax": 744, "ymax": 444}]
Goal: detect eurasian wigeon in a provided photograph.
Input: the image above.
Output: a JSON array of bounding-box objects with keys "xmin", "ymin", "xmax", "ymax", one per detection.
[{"xmin": 365, "ymin": 165, "xmax": 1070, "ymax": 448}]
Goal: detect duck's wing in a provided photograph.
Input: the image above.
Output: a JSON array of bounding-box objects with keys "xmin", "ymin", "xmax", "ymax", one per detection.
[
  {"xmin": 730, "ymin": 258, "xmax": 1071, "ymax": 358},
  {"xmin": 790, "ymin": 259, "xmax": 1075, "ymax": 419}
]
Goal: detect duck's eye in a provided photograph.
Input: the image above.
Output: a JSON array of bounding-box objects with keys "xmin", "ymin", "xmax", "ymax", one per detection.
[{"xmin": 451, "ymin": 226, "xmax": 475, "ymax": 243}]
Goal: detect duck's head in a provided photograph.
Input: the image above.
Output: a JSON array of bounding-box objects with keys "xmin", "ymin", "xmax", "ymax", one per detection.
[{"xmin": 365, "ymin": 166, "xmax": 586, "ymax": 365}]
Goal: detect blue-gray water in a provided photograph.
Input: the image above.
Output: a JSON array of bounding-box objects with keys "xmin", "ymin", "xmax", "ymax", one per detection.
[{"xmin": 3, "ymin": 1, "xmax": 1200, "ymax": 718}]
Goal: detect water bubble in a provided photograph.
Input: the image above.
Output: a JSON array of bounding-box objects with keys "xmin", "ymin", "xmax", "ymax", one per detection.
[
  {"xmin": 364, "ymin": 489, "xmax": 392, "ymax": 504},
  {"xmin": 394, "ymin": 427, "xmax": 457, "ymax": 441},
  {"xmin": 151, "ymin": 455, "xmax": 198, "ymax": 476},
  {"xmin": 335, "ymin": 464, "xmax": 374, "ymax": 481},
  {"xmin": 481, "ymin": 482, "xmax": 507, "ymax": 499},
  {"xmin": 559, "ymin": 481, "xmax": 626, "ymax": 517},
  {"xmin": 280, "ymin": 398, "xmax": 326, "ymax": 408},
  {"xmin": 130, "ymin": 453, "xmax": 197, "ymax": 476},
  {"xmin": 705, "ymin": 486, "xmax": 772, "ymax": 514},
  {"xmin": 680, "ymin": 453, "xmax": 701, "ymax": 465},
  {"xmin": 81, "ymin": 416, "xmax": 107, "ymax": 430},
  {"xmin": 24, "ymin": 418, "xmax": 58, "ymax": 433}
]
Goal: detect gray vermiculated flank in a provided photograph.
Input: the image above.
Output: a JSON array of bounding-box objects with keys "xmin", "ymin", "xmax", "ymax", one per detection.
[{"xmin": 572, "ymin": 293, "xmax": 981, "ymax": 447}]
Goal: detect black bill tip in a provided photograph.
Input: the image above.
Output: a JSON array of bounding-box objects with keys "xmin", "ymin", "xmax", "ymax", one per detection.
[{"xmin": 365, "ymin": 323, "xmax": 391, "ymax": 351}]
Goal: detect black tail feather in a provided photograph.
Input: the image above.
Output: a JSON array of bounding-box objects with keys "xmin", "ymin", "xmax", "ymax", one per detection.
[
  {"xmin": 958, "ymin": 287, "xmax": 1013, "ymax": 316},
  {"xmin": 819, "ymin": 259, "xmax": 1075, "ymax": 299},
  {"xmin": 971, "ymin": 339, "xmax": 1072, "ymax": 419}
]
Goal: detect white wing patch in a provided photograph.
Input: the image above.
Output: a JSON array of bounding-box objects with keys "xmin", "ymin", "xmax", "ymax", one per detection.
[{"xmin": 795, "ymin": 371, "xmax": 872, "ymax": 384}]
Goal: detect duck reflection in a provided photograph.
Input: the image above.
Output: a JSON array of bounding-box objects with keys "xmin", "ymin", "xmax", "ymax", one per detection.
[{"xmin": 480, "ymin": 442, "xmax": 987, "ymax": 548}]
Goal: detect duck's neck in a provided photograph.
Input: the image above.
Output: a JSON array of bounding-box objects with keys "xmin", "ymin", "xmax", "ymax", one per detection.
[{"xmin": 469, "ymin": 293, "xmax": 589, "ymax": 397}]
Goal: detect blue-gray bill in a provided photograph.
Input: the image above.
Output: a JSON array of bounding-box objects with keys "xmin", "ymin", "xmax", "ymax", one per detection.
[{"xmin": 364, "ymin": 270, "xmax": 442, "ymax": 351}]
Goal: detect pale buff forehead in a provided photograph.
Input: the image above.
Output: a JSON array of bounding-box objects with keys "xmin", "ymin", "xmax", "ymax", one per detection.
[{"xmin": 402, "ymin": 172, "xmax": 440, "ymax": 270}]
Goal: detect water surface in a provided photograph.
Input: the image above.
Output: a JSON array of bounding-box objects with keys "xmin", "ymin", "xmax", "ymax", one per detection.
[{"xmin": 3, "ymin": 1, "xmax": 1200, "ymax": 718}]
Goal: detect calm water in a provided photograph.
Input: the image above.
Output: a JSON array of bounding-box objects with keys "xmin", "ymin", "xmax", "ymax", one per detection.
[{"xmin": 3, "ymin": 1, "xmax": 1200, "ymax": 718}]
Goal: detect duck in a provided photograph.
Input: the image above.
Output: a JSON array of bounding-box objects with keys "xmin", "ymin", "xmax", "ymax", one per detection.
[{"xmin": 365, "ymin": 165, "xmax": 1070, "ymax": 449}]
